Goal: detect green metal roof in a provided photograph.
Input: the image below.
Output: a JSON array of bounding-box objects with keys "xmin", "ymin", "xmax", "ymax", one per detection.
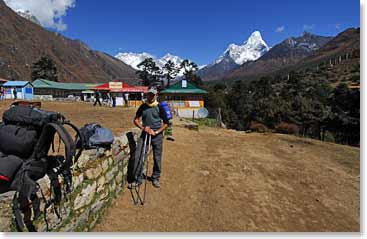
[
  {"xmin": 160, "ymin": 80, "xmax": 208, "ymax": 94},
  {"xmin": 32, "ymin": 79, "xmax": 100, "ymax": 91}
]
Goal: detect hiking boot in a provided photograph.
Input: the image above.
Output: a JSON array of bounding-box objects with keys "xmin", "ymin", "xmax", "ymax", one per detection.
[
  {"xmin": 152, "ymin": 179, "xmax": 160, "ymax": 188},
  {"xmin": 128, "ymin": 181, "xmax": 141, "ymax": 189}
]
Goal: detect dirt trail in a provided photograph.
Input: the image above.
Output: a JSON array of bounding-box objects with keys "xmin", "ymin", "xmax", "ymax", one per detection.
[
  {"xmin": 0, "ymin": 100, "xmax": 137, "ymax": 134},
  {"xmin": 94, "ymin": 122, "xmax": 360, "ymax": 232},
  {"xmin": 0, "ymin": 101, "xmax": 360, "ymax": 231}
]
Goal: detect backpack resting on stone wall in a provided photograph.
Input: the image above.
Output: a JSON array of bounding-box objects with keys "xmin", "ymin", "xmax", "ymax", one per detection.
[
  {"xmin": 76, "ymin": 123, "xmax": 114, "ymax": 150},
  {"xmin": 0, "ymin": 154, "xmax": 23, "ymax": 194},
  {"xmin": 0, "ymin": 124, "xmax": 38, "ymax": 159},
  {"xmin": 0, "ymin": 105, "xmax": 84, "ymax": 232}
]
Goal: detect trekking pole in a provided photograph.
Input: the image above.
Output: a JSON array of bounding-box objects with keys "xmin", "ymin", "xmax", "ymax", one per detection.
[
  {"xmin": 132, "ymin": 132, "xmax": 148, "ymax": 205},
  {"xmin": 129, "ymin": 132, "xmax": 148, "ymax": 205},
  {"xmin": 142, "ymin": 134, "xmax": 152, "ymax": 205}
]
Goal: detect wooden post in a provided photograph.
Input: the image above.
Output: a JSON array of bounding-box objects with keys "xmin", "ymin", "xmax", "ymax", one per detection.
[
  {"xmin": 218, "ymin": 108, "xmax": 222, "ymax": 127},
  {"xmin": 193, "ymin": 110, "xmax": 195, "ymax": 120}
]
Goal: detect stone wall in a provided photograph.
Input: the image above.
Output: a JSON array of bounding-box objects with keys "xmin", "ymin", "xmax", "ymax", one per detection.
[{"xmin": 0, "ymin": 128, "xmax": 140, "ymax": 232}]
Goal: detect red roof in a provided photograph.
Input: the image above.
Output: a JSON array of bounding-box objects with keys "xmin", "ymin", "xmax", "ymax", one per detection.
[{"xmin": 92, "ymin": 82, "xmax": 148, "ymax": 93}]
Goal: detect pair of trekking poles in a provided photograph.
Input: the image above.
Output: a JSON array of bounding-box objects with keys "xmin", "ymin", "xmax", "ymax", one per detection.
[{"xmin": 130, "ymin": 132, "xmax": 151, "ymax": 206}]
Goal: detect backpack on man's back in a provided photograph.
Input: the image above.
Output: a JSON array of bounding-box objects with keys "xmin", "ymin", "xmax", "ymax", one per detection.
[{"xmin": 159, "ymin": 101, "xmax": 172, "ymax": 121}]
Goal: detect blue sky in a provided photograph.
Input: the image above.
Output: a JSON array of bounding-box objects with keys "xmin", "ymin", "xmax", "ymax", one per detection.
[{"xmin": 12, "ymin": 0, "xmax": 361, "ymax": 65}]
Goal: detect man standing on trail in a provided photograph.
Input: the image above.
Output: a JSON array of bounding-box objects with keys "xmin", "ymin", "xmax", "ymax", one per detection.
[{"xmin": 131, "ymin": 86, "xmax": 169, "ymax": 188}]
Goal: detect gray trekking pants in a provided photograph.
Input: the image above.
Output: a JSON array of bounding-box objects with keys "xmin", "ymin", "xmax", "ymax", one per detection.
[{"xmin": 134, "ymin": 131, "xmax": 163, "ymax": 183}]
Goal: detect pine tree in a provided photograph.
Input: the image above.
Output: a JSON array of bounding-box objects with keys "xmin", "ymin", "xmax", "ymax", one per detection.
[
  {"xmin": 180, "ymin": 59, "xmax": 198, "ymax": 79},
  {"xmin": 136, "ymin": 58, "xmax": 162, "ymax": 87},
  {"xmin": 31, "ymin": 56, "xmax": 58, "ymax": 82},
  {"xmin": 179, "ymin": 59, "xmax": 203, "ymax": 86},
  {"xmin": 162, "ymin": 60, "xmax": 178, "ymax": 88}
]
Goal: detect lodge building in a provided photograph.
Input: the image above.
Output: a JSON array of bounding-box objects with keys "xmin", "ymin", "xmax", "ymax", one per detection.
[{"xmin": 159, "ymin": 79, "xmax": 208, "ymax": 118}]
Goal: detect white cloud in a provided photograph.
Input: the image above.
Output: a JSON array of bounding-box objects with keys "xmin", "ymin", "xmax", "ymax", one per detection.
[
  {"xmin": 335, "ymin": 23, "xmax": 341, "ymax": 30},
  {"xmin": 303, "ymin": 24, "xmax": 315, "ymax": 32},
  {"xmin": 275, "ymin": 26, "xmax": 285, "ymax": 33},
  {"xmin": 4, "ymin": 0, "xmax": 75, "ymax": 31}
]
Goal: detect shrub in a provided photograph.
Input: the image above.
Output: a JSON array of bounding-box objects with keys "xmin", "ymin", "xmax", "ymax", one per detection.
[
  {"xmin": 323, "ymin": 131, "xmax": 335, "ymax": 143},
  {"xmin": 350, "ymin": 74, "xmax": 360, "ymax": 83},
  {"xmin": 249, "ymin": 121, "xmax": 269, "ymax": 133},
  {"xmin": 192, "ymin": 118, "xmax": 218, "ymax": 127},
  {"xmin": 275, "ymin": 122, "xmax": 300, "ymax": 135}
]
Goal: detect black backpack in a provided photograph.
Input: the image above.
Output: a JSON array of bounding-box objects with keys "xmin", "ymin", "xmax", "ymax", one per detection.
[
  {"xmin": 0, "ymin": 105, "xmax": 84, "ymax": 232},
  {"xmin": 0, "ymin": 124, "xmax": 38, "ymax": 158}
]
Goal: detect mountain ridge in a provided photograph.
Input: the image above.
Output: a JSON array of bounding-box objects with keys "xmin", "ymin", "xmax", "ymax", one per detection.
[
  {"xmin": 223, "ymin": 32, "xmax": 333, "ymax": 81},
  {"xmin": 16, "ymin": 9, "xmax": 41, "ymax": 26},
  {"xmin": 115, "ymin": 52, "xmax": 192, "ymax": 77},
  {"xmin": 198, "ymin": 31, "xmax": 269, "ymax": 81},
  {"xmin": 0, "ymin": 1, "xmax": 138, "ymax": 84},
  {"xmin": 115, "ymin": 52, "xmax": 186, "ymax": 69}
]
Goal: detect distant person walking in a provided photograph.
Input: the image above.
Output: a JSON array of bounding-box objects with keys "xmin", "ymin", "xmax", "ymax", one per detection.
[
  {"xmin": 13, "ymin": 88, "xmax": 17, "ymax": 100},
  {"xmin": 106, "ymin": 93, "xmax": 112, "ymax": 107},
  {"xmin": 0, "ymin": 87, "xmax": 3, "ymax": 100},
  {"xmin": 130, "ymin": 86, "xmax": 169, "ymax": 188},
  {"xmin": 93, "ymin": 91, "xmax": 101, "ymax": 106},
  {"xmin": 112, "ymin": 95, "xmax": 116, "ymax": 107}
]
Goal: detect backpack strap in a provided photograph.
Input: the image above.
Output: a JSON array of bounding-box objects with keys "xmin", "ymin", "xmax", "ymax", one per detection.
[
  {"xmin": 63, "ymin": 121, "xmax": 84, "ymax": 163},
  {"xmin": 12, "ymin": 193, "xmax": 25, "ymax": 231},
  {"xmin": 34, "ymin": 123, "xmax": 76, "ymax": 168},
  {"xmin": 11, "ymin": 159, "xmax": 65, "ymax": 232},
  {"xmin": 12, "ymin": 176, "xmax": 40, "ymax": 232}
]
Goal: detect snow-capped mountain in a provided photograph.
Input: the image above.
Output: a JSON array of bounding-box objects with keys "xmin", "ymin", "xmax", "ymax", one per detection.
[
  {"xmin": 157, "ymin": 53, "xmax": 186, "ymax": 77},
  {"xmin": 16, "ymin": 9, "xmax": 41, "ymax": 26},
  {"xmin": 227, "ymin": 32, "xmax": 333, "ymax": 80},
  {"xmin": 215, "ymin": 31, "xmax": 269, "ymax": 66},
  {"xmin": 115, "ymin": 52, "xmax": 186, "ymax": 70},
  {"xmin": 115, "ymin": 52, "xmax": 191, "ymax": 77},
  {"xmin": 198, "ymin": 31, "xmax": 269, "ymax": 81},
  {"xmin": 157, "ymin": 53, "xmax": 184, "ymax": 68},
  {"xmin": 115, "ymin": 52, "xmax": 154, "ymax": 70},
  {"xmin": 198, "ymin": 64, "xmax": 207, "ymax": 70}
]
